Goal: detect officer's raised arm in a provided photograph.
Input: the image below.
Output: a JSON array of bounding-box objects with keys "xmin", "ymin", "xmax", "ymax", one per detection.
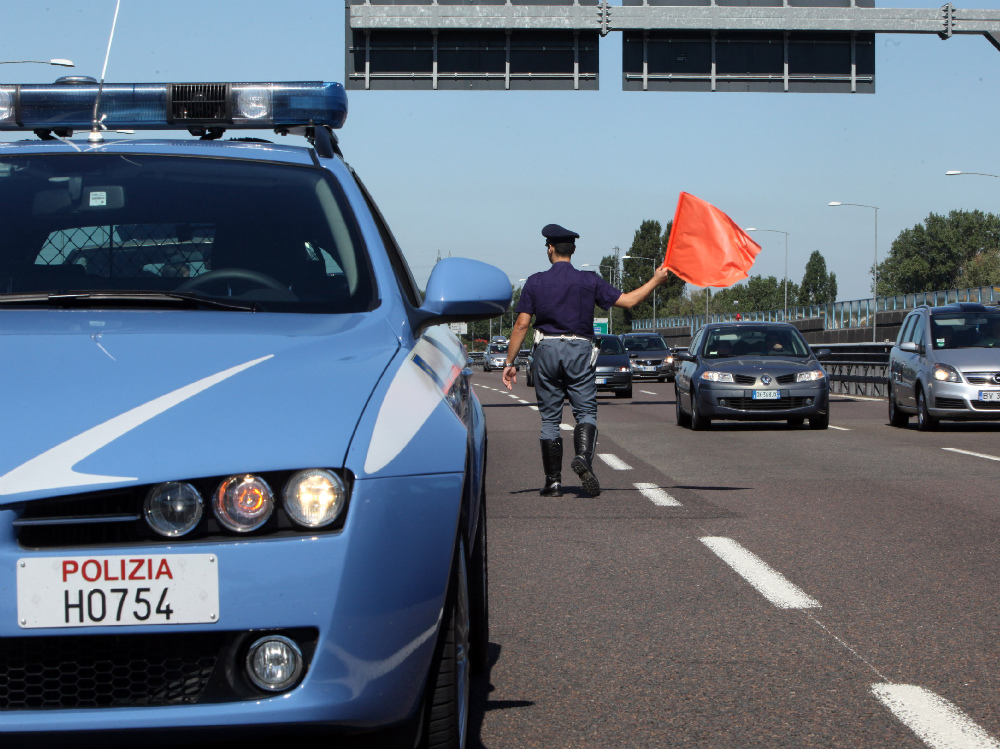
[{"xmin": 614, "ymin": 265, "xmax": 672, "ymax": 309}]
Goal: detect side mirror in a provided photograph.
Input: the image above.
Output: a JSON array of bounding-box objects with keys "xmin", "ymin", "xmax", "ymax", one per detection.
[
  {"xmin": 898, "ymin": 341, "xmax": 919, "ymax": 353},
  {"xmin": 417, "ymin": 258, "xmax": 512, "ymax": 332},
  {"xmin": 814, "ymin": 348, "xmax": 832, "ymax": 360},
  {"xmin": 674, "ymin": 351, "xmax": 696, "ymax": 362}
]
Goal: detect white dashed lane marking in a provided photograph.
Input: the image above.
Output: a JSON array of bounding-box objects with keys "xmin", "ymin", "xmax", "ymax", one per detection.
[
  {"xmin": 829, "ymin": 425, "xmax": 851, "ymax": 431},
  {"xmin": 598, "ymin": 454, "xmax": 632, "ymax": 471},
  {"xmin": 942, "ymin": 448, "xmax": 1000, "ymax": 463},
  {"xmin": 634, "ymin": 483, "xmax": 681, "ymax": 507},
  {"xmin": 700, "ymin": 537, "xmax": 821, "ymax": 609},
  {"xmin": 640, "ymin": 390, "xmax": 657, "ymax": 395},
  {"xmin": 871, "ymin": 684, "xmax": 1000, "ymax": 749},
  {"xmin": 530, "ymin": 406, "xmax": 539, "ymax": 411},
  {"xmin": 560, "ymin": 424, "xmax": 573, "ymax": 431}
]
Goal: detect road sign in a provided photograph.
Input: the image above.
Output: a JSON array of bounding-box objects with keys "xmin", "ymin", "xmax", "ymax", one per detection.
[{"xmin": 594, "ymin": 318, "xmax": 609, "ymax": 335}]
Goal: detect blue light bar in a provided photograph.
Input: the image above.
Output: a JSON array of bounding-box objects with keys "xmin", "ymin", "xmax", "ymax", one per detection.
[{"xmin": 0, "ymin": 81, "xmax": 348, "ymax": 132}]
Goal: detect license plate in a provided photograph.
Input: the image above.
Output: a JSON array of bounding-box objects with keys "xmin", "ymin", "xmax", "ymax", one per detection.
[
  {"xmin": 981, "ymin": 391, "xmax": 1000, "ymax": 401},
  {"xmin": 752, "ymin": 390, "xmax": 780, "ymax": 400},
  {"xmin": 641, "ymin": 366, "xmax": 656, "ymax": 372},
  {"xmin": 596, "ymin": 377, "xmax": 606, "ymax": 384},
  {"xmin": 17, "ymin": 554, "xmax": 219, "ymax": 629}
]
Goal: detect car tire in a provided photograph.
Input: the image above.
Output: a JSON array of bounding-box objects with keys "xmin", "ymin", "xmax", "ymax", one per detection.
[
  {"xmin": 787, "ymin": 417, "xmax": 805, "ymax": 427},
  {"xmin": 690, "ymin": 390, "xmax": 711, "ymax": 431},
  {"xmin": 423, "ymin": 539, "xmax": 471, "ymax": 749},
  {"xmin": 888, "ymin": 386, "xmax": 910, "ymax": 427},
  {"xmin": 808, "ymin": 412, "xmax": 829, "ymax": 430},
  {"xmin": 526, "ymin": 370, "xmax": 533, "ymax": 387},
  {"xmin": 675, "ymin": 386, "xmax": 691, "ymax": 427},
  {"xmin": 615, "ymin": 386, "xmax": 633, "ymax": 399},
  {"xmin": 917, "ymin": 389, "xmax": 937, "ymax": 432},
  {"xmin": 469, "ymin": 499, "xmax": 489, "ymax": 675},
  {"xmin": 657, "ymin": 377, "xmax": 666, "ymax": 383}
]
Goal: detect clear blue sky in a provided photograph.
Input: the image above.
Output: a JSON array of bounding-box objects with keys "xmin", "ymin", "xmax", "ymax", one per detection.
[{"xmin": 4, "ymin": 0, "xmax": 1000, "ymax": 303}]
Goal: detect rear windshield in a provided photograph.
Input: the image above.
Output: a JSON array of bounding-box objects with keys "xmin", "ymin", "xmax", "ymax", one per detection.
[
  {"xmin": 702, "ymin": 326, "xmax": 811, "ymax": 358},
  {"xmin": 0, "ymin": 153, "xmax": 375, "ymax": 313},
  {"xmin": 930, "ymin": 312, "xmax": 1000, "ymax": 349},
  {"xmin": 623, "ymin": 335, "xmax": 668, "ymax": 352}
]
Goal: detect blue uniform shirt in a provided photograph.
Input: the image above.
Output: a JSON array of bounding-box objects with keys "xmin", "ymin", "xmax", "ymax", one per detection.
[{"xmin": 515, "ymin": 262, "xmax": 622, "ymax": 337}]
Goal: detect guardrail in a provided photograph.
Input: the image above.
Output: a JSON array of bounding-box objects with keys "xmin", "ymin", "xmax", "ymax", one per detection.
[
  {"xmin": 632, "ymin": 284, "xmax": 1000, "ymax": 333},
  {"xmin": 815, "ymin": 342, "xmax": 890, "ymax": 398}
]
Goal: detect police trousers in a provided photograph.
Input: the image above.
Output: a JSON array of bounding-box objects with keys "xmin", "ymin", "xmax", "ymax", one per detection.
[{"xmin": 533, "ymin": 337, "xmax": 597, "ymax": 441}]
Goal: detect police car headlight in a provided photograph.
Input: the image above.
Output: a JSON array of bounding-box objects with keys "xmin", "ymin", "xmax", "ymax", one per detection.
[
  {"xmin": 144, "ymin": 482, "xmax": 203, "ymax": 537},
  {"xmin": 933, "ymin": 363, "xmax": 962, "ymax": 383},
  {"xmin": 214, "ymin": 475, "xmax": 274, "ymax": 532},
  {"xmin": 700, "ymin": 371, "xmax": 735, "ymax": 383},
  {"xmin": 283, "ymin": 469, "xmax": 346, "ymax": 528},
  {"xmin": 796, "ymin": 369, "xmax": 826, "ymax": 382}
]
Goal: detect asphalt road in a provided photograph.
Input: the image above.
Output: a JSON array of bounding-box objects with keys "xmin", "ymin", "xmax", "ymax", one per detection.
[{"xmin": 469, "ymin": 372, "xmax": 1000, "ymax": 748}]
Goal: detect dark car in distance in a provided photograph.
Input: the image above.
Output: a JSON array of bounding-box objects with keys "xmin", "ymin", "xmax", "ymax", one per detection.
[
  {"xmin": 674, "ymin": 322, "xmax": 830, "ymax": 430},
  {"xmin": 595, "ymin": 334, "xmax": 633, "ymax": 398},
  {"xmin": 621, "ymin": 332, "xmax": 675, "ymax": 382}
]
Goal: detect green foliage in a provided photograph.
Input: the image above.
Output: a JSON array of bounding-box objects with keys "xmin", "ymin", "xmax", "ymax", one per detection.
[
  {"xmin": 712, "ymin": 275, "xmax": 799, "ymax": 313},
  {"xmin": 621, "ymin": 220, "xmax": 663, "ymax": 327},
  {"xmin": 877, "ymin": 209, "xmax": 1000, "ymax": 294},
  {"xmin": 798, "ymin": 250, "xmax": 838, "ymax": 305},
  {"xmin": 590, "ymin": 252, "xmax": 626, "ymax": 334}
]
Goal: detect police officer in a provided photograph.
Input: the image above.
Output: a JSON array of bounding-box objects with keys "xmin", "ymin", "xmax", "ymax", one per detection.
[{"xmin": 502, "ymin": 224, "xmax": 671, "ymax": 497}]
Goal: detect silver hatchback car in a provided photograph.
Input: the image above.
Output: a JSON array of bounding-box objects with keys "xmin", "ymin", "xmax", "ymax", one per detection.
[{"xmin": 888, "ymin": 303, "xmax": 1000, "ymax": 429}]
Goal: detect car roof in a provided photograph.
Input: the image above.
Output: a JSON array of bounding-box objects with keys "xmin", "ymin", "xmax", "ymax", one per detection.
[{"xmin": 922, "ymin": 303, "xmax": 992, "ymax": 315}]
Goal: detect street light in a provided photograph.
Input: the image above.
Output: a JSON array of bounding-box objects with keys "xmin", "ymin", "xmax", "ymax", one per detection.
[
  {"xmin": 0, "ymin": 59, "xmax": 74, "ymax": 67},
  {"xmin": 745, "ymin": 228, "xmax": 790, "ymax": 320},
  {"xmin": 829, "ymin": 201, "xmax": 879, "ymax": 342},
  {"xmin": 946, "ymin": 170, "xmax": 1000, "ymax": 178},
  {"xmin": 622, "ymin": 255, "xmax": 659, "ymax": 327}
]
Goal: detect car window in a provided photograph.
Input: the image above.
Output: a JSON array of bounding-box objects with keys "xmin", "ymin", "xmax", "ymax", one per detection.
[
  {"xmin": 598, "ymin": 336, "xmax": 624, "ymax": 354},
  {"xmin": 927, "ymin": 312, "xmax": 1000, "ymax": 349},
  {"xmin": 689, "ymin": 330, "xmax": 704, "ymax": 355},
  {"xmin": 897, "ymin": 315, "xmax": 916, "ymax": 346},
  {"xmin": 0, "ymin": 153, "xmax": 376, "ymax": 313},
  {"xmin": 488, "ymin": 344, "xmax": 505, "ymax": 354},
  {"xmin": 703, "ymin": 326, "xmax": 810, "ymax": 358},
  {"xmin": 909, "ymin": 316, "xmax": 926, "ymax": 347},
  {"xmin": 623, "ymin": 335, "xmax": 667, "ymax": 351}
]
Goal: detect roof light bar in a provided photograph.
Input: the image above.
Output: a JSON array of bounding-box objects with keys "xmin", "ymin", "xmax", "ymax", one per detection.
[{"xmin": 0, "ymin": 81, "xmax": 347, "ymax": 132}]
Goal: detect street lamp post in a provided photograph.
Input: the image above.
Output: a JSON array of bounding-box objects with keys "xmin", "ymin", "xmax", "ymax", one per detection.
[
  {"xmin": 745, "ymin": 228, "xmax": 789, "ymax": 320},
  {"xmin": 621, "ymin": 255, "xmax": 658, "ymax": 327},
  {"xmin": 946, "ymin": 170, "xmax": 1000, "ymax": 178},
  {"xmin": 829, "ymin": 201, "xmax": 879, "ymax": 342}
]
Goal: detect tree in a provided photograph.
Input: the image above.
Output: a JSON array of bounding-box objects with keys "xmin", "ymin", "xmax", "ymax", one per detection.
[
  {"xmin": 621, "ymin": 220, "xmax": 663, "ymax": 327},
  {"xmin": 590, "ymin": 251, "xmax": 625, "ymax": 334},
  {"xmin": 877, "ymin": 209, "xmax": 1000, "ymax": 294},
  {"xmin": 713, "ymin": 275, "xmax": 799, "ymax": 313},
  {"xmin": 798, "ymin": 250, "xmax": 838, "ymax": 305},
  {"xmin": 658, "ymin": 221, "xmax": 688, "ymax": 306}
]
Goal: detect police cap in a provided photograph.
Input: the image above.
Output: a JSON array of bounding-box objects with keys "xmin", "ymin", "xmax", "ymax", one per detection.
[{"xmin": 541, "ymin": 224, "xmax": 580, "ymax": 243}]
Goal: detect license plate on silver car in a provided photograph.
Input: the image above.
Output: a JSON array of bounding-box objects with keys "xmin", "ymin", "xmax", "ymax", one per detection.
[
  {"xmin": 752, "ymin": 390, "xmax": 780, "ymax": 400},
  {"xmin": 980, "ymin": 391, "xmax": 1000, "ymax": 401},
  {"xmin": 596, "ymin": 377, "xmax": 606, "ymax": 385}
]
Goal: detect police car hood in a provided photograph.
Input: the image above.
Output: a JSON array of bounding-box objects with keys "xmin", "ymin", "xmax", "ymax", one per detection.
[{"xmin": 0, "ymin": 310, "xmax": 399, "ymax": 504}]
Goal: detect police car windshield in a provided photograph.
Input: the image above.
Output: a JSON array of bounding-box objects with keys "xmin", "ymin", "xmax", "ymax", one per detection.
[
  {"xmin": 0, "ymin": 153, "xmax": 375, "ymax": 313},
  {"xmin": 703, "ymin": 326, "xmax": 811, "ymax": 358}
]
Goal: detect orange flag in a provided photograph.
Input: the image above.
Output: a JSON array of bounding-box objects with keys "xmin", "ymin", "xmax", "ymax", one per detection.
[{"xmin": 661, "ymin": 192, "xmax": 761, "ymax": 287}]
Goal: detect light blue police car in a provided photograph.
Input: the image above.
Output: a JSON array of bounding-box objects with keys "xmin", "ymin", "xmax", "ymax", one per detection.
[{"xmin": 0, "ymin": 80, "xmax": 509, "ymax": 746}]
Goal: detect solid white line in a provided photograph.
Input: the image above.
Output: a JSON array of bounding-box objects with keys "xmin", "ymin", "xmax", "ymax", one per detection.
[
  {"xmin": 640, "ymin": 390, "xmax": 657, "ymax": 395},
  {"xmin": 829, "ymin": 425, "xmax": 851, "ymax": 431},
  {"xmin": 871, "ymin": 684, "xmax": 1000, "ymax": 749},
  {"xmin": 634, "ymin": 482, "xmax": 681, "ymax": 507},
  {"xmin": 943, "ymin": 448, "xmax": 1000, "ymax": 463},
  {"xmin": 598, "ymin": 453, "xmax": 632, "ymax": 470},
  {"xmin": 560, "ymin": 423, "xmax": 573, "ymax": 431},
  {"xmin": 699, "ymin": 537, "xmax": 821, "ymax": 609}
]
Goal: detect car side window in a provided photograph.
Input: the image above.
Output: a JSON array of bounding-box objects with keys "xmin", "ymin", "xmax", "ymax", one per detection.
[
  {"xmin": 909, "ymin": 316, "xmax": 926, "ymax": 347},
  {"xmin": 689, "ymin": 331, "xmax": 704, "ymax": 355},
  {"xmin": 897, "ymin": 315, "xmax": 916, "ymax": 346}
]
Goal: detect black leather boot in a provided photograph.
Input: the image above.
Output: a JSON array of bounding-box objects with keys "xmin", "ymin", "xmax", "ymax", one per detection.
[
  {"xmin": 539, "ymin": 438, "xmax": 563, "ymax": 497},
  {"xmin": 570, "ymin": 423, "xmax": 600, "ymax": 497}
]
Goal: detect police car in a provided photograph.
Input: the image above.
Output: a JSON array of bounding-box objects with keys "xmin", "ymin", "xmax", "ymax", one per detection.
[{"xmin": 0, "ymin": 79, "xmax": 510, "ymax": 746}]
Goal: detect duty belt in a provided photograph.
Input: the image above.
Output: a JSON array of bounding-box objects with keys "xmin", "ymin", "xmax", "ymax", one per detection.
[{"xmin": 534, "ymin": 331, "xmax": 593, "ymax": 345}]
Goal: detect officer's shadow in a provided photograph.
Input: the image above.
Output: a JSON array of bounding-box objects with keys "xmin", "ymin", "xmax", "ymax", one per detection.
[{"xmin": 468, "ymin": 643, "xmax": 534, "ymax": 749}]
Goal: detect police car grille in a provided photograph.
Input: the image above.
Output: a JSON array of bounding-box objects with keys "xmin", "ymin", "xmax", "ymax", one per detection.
[
  {"xmin": 171, "ymin": 83, "xmax": 228, "ymax": 121},
  {"xmin": 725, "ymin": 396, "xmax": 811, "ymax": 411},
  {"xmin": 0, "ymin": 632, "xmax": 223, "ymax": 709}
]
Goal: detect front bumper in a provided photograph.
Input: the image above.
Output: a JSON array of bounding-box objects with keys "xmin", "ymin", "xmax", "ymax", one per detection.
[
  {"xmin": 0, "ymin": 472, "xmax": 463, "ymax": 736},
  {"xmin": 695, "ymin": 382, "xmax": 828, "ymax": 420},
  {"xmin": 631, "ymin": 364, "xmax": 674, "ymax": 380},
  {"xmin": 595, "ymin": 371, "xmax": 632, "ymax": 392},
  {"xmin": 926, "ymin": 380, "xmax": 1000, "ymax": 420}
]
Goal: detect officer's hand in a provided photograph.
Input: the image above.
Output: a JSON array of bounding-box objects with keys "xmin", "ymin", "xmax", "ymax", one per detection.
[
  {"xmin": 502, "ymin": 364, "xmax": 517, "ymax": 390},
  {"xmin": 652, "ymin": 265, "xmax": 672, "ymax": 285}
]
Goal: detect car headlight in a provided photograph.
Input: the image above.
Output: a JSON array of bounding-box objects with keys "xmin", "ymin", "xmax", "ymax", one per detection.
[
  {"xmin": 665, "ymin": 357, "xmax": 674, "ymax": 364},
  {"xmin": 144, "ymin": 482, "xmax": 203, "ymax": 537},
  {"xmin": 283, "ymin": 469, "xmax": 346, "ymax": 528},
  {"xmin": 796, "ymin": 369, "xmax": 826, "ymax": 382},
  {"xmin": 933, "ymin": 363, "xmax": 962, "ymax": 383},
  {"xmin": 214, "ymin": 474, "xmax": 274, "ymax": 532},
  {"xmin": 700, "ymin": 371, "xmax": 735, "ymax": 383},
  {"xmin": 618, "ymin": 366, "xmax": 630, "ymax": 372}
]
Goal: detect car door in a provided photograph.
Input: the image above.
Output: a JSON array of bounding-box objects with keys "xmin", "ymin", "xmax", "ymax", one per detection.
[
  {"xmin": 899, "ymin": 313, "xmax": 926, "ymax": 407},
  {"xmin": 678, "ymin": 330, "xmax": 704, "ymax": 410},
  {"xmin": 891, "ymin": 314, "xmax": 916, "ymax": 403}
]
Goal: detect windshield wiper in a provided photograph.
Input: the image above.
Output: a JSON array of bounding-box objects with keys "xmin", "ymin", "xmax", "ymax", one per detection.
[{"xmin": 0, "ymin": 291, "xmax": 261, "ymax": 312}]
